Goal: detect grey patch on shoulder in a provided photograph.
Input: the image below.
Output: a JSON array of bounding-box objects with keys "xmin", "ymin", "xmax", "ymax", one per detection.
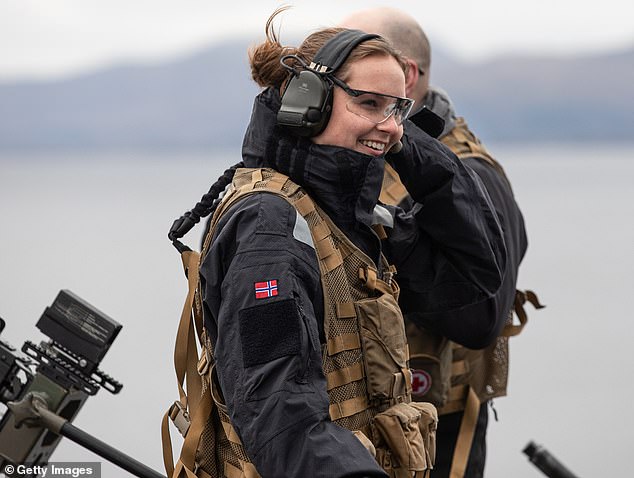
[
  {"xmin": 373, "ymin": 204, "xmax": 394, "ymax": 228},
  {"xmin": 293, "ymin": 210, "xmax": 314, "ymax": 248}
]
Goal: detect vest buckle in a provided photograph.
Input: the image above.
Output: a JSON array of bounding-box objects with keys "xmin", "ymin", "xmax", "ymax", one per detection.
[{"xmin": 169, "ymin": 400, "xmax": 191, "ymax": 437}]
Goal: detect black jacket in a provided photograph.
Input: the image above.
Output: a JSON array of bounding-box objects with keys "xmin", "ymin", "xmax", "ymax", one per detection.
[
  {"xmin": 198, "ymin": 88, "xmax": 505, "ymax": 478},
  {"xmin": 397, "ymin": 106, "xmax": 528, "ymax": 349}
]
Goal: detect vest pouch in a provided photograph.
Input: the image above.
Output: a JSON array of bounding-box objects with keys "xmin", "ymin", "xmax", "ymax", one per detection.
[
  {"xmin": 373, "ymin": 401, "xmax": 437, "ymax": 474},
  {"xmin": 355, "ymin": 293, "xmax": 408, "ymax": 401},
  {"xmin": 406, "ymin": 320, "xmax": 452, "ymax": 407}
]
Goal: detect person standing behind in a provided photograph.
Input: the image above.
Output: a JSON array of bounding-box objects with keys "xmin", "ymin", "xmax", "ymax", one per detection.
[{"xmin": 341, "ymin": 7, "xmax": 531, "ymax": 478}]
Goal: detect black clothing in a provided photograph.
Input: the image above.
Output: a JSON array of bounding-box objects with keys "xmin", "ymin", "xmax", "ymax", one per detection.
[
  {"xmin": 432, "ymin": 403, "xmax": 489, "ymax": 478},
  {"xmin": 396, "ymin": 107, "xmax": 527, "ymax": 350},
  {"xmin": 413, "ymin": 88, "xmax": 528, "ymax": 477},
  {"xmin": 199, "ymin": 87, "xmax": 505, "ymax": 478}
]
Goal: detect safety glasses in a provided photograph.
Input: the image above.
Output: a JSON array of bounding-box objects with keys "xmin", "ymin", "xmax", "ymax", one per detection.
[{"xmin": 330, "ymin": 76, "xmax": 415, "ymax": 125}]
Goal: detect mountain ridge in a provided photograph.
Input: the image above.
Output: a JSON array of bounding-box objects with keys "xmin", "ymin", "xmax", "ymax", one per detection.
[{"xmin": 0, "ymin": 40, "xmax": 632, "ymax": 150}]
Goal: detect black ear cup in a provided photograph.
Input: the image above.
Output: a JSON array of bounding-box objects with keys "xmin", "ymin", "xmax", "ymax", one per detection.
[
  {"xmin": 276, "ymin": 29, "xmax": 380, "ymax": 138},
  {"xmin": 277, "ymin": 70, "xmax": 333, "ymax": 137}
]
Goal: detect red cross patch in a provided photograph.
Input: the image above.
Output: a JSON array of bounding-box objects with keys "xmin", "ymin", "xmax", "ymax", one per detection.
[
  {"xmin": 411, "ymin": 369, "xmax": 432, "ymax": 396},
  {"xmin": 254, "ymin": 280, "xmax": 278, "ymax": 299}
]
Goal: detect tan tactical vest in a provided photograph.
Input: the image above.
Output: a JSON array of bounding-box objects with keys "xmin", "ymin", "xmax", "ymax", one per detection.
[
  {"xmin": 380, "ymin": 119, "xmax": 543, "ymax": 478},
  {"xmin": 163, "ymin": 168, "xmax": 437, "ymax": 478}
]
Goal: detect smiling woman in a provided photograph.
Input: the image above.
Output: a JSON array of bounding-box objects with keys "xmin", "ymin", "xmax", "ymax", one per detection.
[
  {"xmin": 312, "ymin": 55, "xmax": 412, "ymax": 154},
  {"xmin": 164, "ymin": 7, "xmax": 507, "ymax": 478}
]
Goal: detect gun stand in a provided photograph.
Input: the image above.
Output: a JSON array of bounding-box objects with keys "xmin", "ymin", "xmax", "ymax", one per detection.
[{"xmin": 7, "ymin": 392, "xmax": 166, "ymax": 478}]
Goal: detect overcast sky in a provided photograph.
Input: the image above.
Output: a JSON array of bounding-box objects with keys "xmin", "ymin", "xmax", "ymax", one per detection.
[{"xmin": 1, "ymin": 0, "xmax": 633, "ymax": 81}]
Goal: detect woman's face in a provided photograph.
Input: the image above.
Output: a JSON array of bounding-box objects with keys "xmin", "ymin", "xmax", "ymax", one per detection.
[{"xmin": 312, "ymin": 54, "xmax": 406, "ymax": 156}]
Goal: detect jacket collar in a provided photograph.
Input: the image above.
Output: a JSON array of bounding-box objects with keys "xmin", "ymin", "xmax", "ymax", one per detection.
[
  {"xmin": 421, "ymin": 86, "xmax": 458, "ymax": 138},
  {"xmin": 241, "ymin": 87, "xmax": 384, "ymax": 231}
]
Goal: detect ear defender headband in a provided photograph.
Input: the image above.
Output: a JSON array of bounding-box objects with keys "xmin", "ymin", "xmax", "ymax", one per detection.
[{"xmin": 277, "ymin": 29, "xmax": 380, "ymax": 137}]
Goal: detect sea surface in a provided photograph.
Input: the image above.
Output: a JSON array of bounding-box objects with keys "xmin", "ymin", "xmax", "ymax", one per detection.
[{"xmin": 1, "ymin": 142, "xmax": 633, "ymax": 476}]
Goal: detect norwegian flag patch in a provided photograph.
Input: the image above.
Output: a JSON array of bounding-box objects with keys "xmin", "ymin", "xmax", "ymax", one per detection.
[{"xmin": 254, "ymin": 280, "xmax": 278, "ymax": 299}]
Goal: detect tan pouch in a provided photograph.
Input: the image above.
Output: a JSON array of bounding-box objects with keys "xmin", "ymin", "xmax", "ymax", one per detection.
[
  {"xmin": 407, "ymin": 320, "xmax": 452, "ymax": 407},
  {"xmin": 373, "ymin": 402, "xmax": 437, "ymax": 472},
  {"xmin": 409, "ymin": 402, "xmax": 438, "ymax": 469},
  {"xmin": 355, "ymin": 293, "xmax": 408, "ymax": 400}
]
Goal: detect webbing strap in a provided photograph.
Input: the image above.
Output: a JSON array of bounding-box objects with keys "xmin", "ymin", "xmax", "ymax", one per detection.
[
  {"xmin": 179, "ymin": 385, "xmax": 213, "ymax": 469},
  {"xmin": 372, "ymin": 224, "xmax": 387, "ymax": 240},
  {"xmin": 161, "ymin": 410, "xmax": 175, "ymax": 476},
  {"xmin": 225, "ymin": 462, "xmax": 242, "ymax": 478},
  {"xmin": 241, "ymin": 460, "xmax": 260, "ymax": 478},
  {"xmin": 250, "ymin": 169, "xmax": 263, "ymax": 184},
  {"xmin": 438, "ymin": 385, "xmax": 469, "ymax": 415},
  {"xmin": 326, "ymin": 362, "xmax": 365, "ymax": 390},
  {"xmin": 448, "ymin": 387, "xmax": 480, "ymax": 478},
  {"xmin": 225, "ymin": 461, "xmax": 260, "ymax": 478},
  {"xmin": 380, "ymin": 162, "xmax": 409, "ymax": 206},
  {"xmin": 163, "ymin": 250, "xmax": 205, "ymax": 476},
  {"xmin": 174, "ymin": 251, "xmax": 203, "ymax": 407},
  {"xmin": 447, "ymin": 384, "xmax": 468, "ymax": 402},
  {"xmin": 359, "ymin": 266, "xmax": 395, "ymax": 296},
  {"xmin": 335, "ymin": 302, "xmax": 356, "ymax": 319},
  {"xmin": 402, "ymin": 367, "xmax": 413, "ymax": 396},
  {"xmin": 327, "ymin": 333, "xmax": 361, "ymax": 355},
  {"xmin": 294, "ymin": 193, "xmax": 316, "ymax": 216},
  {"xmin": 502, "ymin": 289, "xmax": 545, "ymax": 337},
  {"xmin": 265, "ymin": 173, "xmax": 287, "ymax": 191},
  {"xmin": 443, "ymin": 118, "xmax": 511, "ymax": 187},
  {"xmin": 173, "ymin": 460, "xmax": 198, "ymax": 478},
  {"xmin": 312, "ymin": 221, "xmax": 330, "ymax": 242},
  {"xmin": 315, "ymin": 236, "xmax": 335, "ymax": 259},
  {"xmin": 221, "ymin": 420, "xmax": 243, "ymax": 445},
  {"xmin": 329, "ymin": 396, "xmax": 368, "ymax": 420}
]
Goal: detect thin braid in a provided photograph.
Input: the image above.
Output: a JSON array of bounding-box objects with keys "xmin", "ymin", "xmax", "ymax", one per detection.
[
  {"xmin": 191, "ymin": 161, "xmax": 243, "ymax": 221},
  {"xmin": 168, "ymin": 161, "xmax": 243, "ymax": 244}
]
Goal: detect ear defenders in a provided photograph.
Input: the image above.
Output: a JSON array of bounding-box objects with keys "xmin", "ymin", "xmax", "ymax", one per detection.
[{"xmin": 277, "ymin": 30, "xmax": 380, "ymax": 137}]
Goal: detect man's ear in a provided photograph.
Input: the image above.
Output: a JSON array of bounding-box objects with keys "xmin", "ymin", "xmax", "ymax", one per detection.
[{"xmin": 404, "ymin": 58, "xmax": 420, "ymax": 98}]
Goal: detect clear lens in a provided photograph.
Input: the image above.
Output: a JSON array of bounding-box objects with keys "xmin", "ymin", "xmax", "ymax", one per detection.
[{"xmin": 346, "ymin": 92, "xmax": 413, "ymax": 125}]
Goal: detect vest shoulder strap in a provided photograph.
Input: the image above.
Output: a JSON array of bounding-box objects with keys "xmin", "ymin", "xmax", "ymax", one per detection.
[
  {"xmin": 379, "ymin": 162, "xmax": 409, "ymax": 207},
  {"xmin": 441, "ymin": 118, "xmax": 512, "ymax": 188}
]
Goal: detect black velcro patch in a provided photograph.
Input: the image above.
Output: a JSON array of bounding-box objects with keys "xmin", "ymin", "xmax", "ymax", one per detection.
[{"xmin": 239, "ymin": 299, "xmax": 300, "ymax": 368}]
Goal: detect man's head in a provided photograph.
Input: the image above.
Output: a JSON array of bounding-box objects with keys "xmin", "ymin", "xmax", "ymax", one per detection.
[{"xmin": 339, "ymin": 7, "xmax": 431, "ymax": 106}]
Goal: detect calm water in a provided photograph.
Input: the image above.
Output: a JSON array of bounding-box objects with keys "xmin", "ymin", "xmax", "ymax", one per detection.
[{"xmin": 1, "ymin": 143, "xmax": 633, "ymax": 476}]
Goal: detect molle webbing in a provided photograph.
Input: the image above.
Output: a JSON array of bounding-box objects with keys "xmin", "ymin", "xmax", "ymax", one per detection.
[
  {"xmin": 196, "ymin": 168, "xmax": 414, "ymax": 476},
  {"xmin": 440, "ymin": 117, "xmax": 511, "ymax": 189}
]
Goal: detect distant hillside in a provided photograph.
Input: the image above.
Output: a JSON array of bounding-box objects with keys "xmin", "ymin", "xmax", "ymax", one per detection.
[
  {"xmin": 433, "ymin": 48, "xmax": 634, "ymax": 141},
  {"xmin": 0, "ymin": 40, "xmax": 632, "ymax": 150}
]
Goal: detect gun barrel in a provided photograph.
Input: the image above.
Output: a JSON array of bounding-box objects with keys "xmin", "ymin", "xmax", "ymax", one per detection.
[{"xmin": 523, "ymin": 441, "xmax": 579, "ymax": 478}]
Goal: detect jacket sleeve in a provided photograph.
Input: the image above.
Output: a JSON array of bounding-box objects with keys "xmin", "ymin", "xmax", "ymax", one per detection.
[
  {"xmin": 383, "ymin": 121, "xmax": 507, "ymax": 347},
  {"xmin": 419, "ymin": 156, "xmax": 528, "ymax": 349},
  {"xmin": 199, "ymin": 193, "xmax": 387, "ymax": 478}
]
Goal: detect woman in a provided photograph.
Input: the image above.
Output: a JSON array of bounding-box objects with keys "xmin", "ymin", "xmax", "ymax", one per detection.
[{"xmin": 167, "ymin": 9, "xmax": 505, "ymax": 478}]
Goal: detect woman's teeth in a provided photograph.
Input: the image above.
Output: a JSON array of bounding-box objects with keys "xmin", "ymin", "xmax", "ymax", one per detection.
[{"xmin": 360, "ymin": 140, "xmax": 385, "ymax": 151}]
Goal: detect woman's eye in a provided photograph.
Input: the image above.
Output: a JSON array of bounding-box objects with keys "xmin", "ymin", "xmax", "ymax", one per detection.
[{"xmin": 359, "ymin": 99, "xmax": 379, "ymax": 109}]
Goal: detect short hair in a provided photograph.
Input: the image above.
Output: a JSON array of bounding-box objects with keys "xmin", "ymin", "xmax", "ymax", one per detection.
[{"xmin": 381, "ymin": 16, "xmax": 431, "ymax": 72}]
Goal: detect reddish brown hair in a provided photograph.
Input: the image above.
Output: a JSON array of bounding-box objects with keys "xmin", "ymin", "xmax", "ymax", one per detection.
[{"xmin": 249, "ymin": 7, "xmax": 408, "ymax": 89}]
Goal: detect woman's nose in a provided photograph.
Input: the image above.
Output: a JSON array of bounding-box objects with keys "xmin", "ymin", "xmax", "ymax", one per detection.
[{"xmin": 376, "ymin": 114, "xmax": 401, "ymax": 137}]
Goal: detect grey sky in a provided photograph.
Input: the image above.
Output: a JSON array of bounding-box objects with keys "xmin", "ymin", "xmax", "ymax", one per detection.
[{"xmin": 1, "ymin": 0, "xmax": 633, "ymax": 80}]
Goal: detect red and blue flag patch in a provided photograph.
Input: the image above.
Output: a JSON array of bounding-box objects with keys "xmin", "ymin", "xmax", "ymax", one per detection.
[{"xmin": 254, "ymin": 280, "xmax": 278, "ymax": 299}]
